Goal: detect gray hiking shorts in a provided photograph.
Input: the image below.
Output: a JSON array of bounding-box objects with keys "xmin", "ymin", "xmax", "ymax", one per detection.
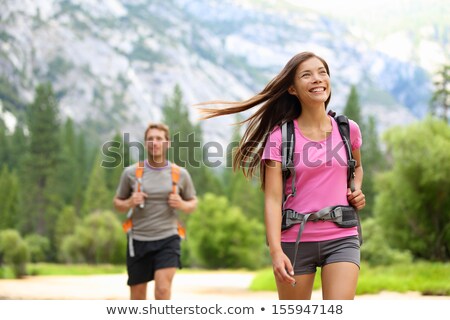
[{"xmin": 281, "ymin": 236, "xmax": 360, "ymax": 275}]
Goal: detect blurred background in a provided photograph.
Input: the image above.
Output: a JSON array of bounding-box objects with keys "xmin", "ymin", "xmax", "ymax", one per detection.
[{"xmin": 0, "ymin": 0, "xmax": 448, "ymax": 297}]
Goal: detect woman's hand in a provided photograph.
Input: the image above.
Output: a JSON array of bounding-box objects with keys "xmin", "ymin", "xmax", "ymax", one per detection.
[
  {"xmin": 347, "ymin": 188, "xmax": 366, "ymax": 210},
  {"xmin": 271, "ymin": 250, "xmax": 296, "ymax": 286}
]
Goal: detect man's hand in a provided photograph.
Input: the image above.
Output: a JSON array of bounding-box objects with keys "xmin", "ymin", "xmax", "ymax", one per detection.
[
  {"xmin": 168, "ymin": 193, "xmax": 184, "ymax": 210},
  {"xmin": 130, "ymin": 191, "xmax": 148, "ymax": 208}
]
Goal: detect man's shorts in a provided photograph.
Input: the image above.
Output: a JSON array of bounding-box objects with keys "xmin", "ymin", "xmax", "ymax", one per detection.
[
  {"xmin": 126, "ymin": 235, "xmax": 181, "ymax": 286},
  {"xmin": 281, "ymin": 236, "xmax": 360, "ymax": 275}
]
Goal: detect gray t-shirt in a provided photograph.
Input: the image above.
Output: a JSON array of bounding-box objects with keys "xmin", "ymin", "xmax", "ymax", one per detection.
[{"xmin": 116, "ymin": 161, "xmax": 196, "ymax": 241}]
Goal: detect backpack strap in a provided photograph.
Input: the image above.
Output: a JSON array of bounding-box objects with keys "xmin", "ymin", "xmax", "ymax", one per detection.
[
  {"xmin": 135, "ymin": 161, "xmax": 145, "ymax": 192},
  {"xmin": 334, "ymin": 114, "xmax": 356, "ymax": 192},
  {"xmin": 171, "ymin": 163, "xmax": 180, "ymax": 194},
  {"xmin": 170, "ymin": 163, "xmax": 186, "ymax": 240},
  {"xmin": 331, "ymin": 111, "xmax": 362, "ymax": 245},
  {"xmin": 124, "ymin": 161, "xmax": 145, "ymax": 257},
  {"xmin": 281, "ymin": 121, "xmax": 296, "ymax": 210}
]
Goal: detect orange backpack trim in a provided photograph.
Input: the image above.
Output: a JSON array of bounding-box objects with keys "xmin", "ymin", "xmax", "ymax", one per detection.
[{"xmin": 170, "ymin": 164, "xmax": 186, "ymax": 239}]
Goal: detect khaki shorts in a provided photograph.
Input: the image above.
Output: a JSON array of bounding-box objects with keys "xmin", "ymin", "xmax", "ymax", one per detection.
[{"xmin": 281, "ymin": 236, "xmax": 360, "ymax": 275}]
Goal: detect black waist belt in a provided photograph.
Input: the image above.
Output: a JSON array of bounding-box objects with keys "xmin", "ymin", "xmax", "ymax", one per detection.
[{"xmin": 281, "ymin": 205, "xmax": 362, "ymax": 270}]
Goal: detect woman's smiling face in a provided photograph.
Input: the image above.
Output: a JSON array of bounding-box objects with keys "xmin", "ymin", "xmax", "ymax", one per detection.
[{"xmin": 288, "ymin": 57, "xmax": 331, "ymax": 106}]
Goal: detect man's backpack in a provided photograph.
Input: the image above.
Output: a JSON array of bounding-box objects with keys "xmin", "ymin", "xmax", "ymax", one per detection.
[{"xmin": 280, "ymin": 110, "xmax": 362, "ymax": 244}]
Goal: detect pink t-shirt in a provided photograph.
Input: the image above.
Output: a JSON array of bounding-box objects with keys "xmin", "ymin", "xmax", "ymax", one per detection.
[{"xmin": 262, "ymin": 115, "xmax": 362, "ymax": 242}]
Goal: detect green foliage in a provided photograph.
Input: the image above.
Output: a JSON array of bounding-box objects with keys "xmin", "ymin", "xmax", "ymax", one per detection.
[
  {"xmin": 374, "ymin": 117, "xmax": 450, "ymax": 260},
  {"xmin": 27, "ymin": 263, "xmax": 125, "ymax": 276},
  {"xmin": 360, "ymin": 116, "xmax": 385, "ymax": 217},
  {"xmin": 59, "ymin": 210, "xmax": 126, "ymax": 264},
  {"xmin": 24, "ymin": 234, "xmax": 50, "ymax": 263},
  {"xmin": 82, "ymin": 154, "xmax": 112, "ymax": 216},
  {"xmin": 22, "ymin": 83, "xmax": 61, "ymax": 236},
  {"xmin": 0, "ymin": 229, "xmax": 29, "ymax": 278},
  {"xmin": 0, "ymin": 77, "xmax": 27, "ymax": 118},
  {"xmin": 186, "ymin": 193, "xmax": 266, "ymax": 269},
  {"xmin": 53, "ymin": 119, "xmax": 81, "ymax": 205},
  {"xmin": 54, "ymin": 206, "xmax": 79, "ymax": 261},
  {"xmin": 356, "ymin": 262, "xmax": 450, "ymax": 295},
  {"xmin": 9, "ymin": 125, "xmax": 28, "ymax": 170},
  {"xmin": 0, "ymin": 165, "xmax": 20, "ymax": 230},
  {"xmin": 0, "ymin": 120, "xmax": 10, "ymax": 167},
  {"xmin": 360, "ymin": 218, "xmax": 412, "ymax": 266}
]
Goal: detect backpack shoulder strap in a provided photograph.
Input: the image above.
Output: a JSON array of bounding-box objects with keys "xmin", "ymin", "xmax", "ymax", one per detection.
[
  {"xmin": 334, "ymin": 114, "xmax": 356, "ymax": 192},
  {"xmin": 171, "ymin": 163, "xmax": 180, "ymax": 194},
  {"xmin": 280, "ymin": 120, "xmax": 296, "ymax": 206},
  {"xmin": 135, "ymin": 162, "xmax": 145, "ymax": 192},
  {"xmin": 170, "ymin": 163, "xmax": 186, "ymax": 239}
]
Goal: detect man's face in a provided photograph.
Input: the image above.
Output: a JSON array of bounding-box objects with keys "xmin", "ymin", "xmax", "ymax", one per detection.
[{"xmin": 145, "ymin": 128, "xmax": 169, "ymax": 158}]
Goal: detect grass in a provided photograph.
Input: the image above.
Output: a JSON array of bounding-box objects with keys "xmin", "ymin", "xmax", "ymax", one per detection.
[
  {"xmin": 250, "ymin": 262, "xmax": 450, "ymax": 296},
  {"xmin": 27, "ymin": 263, "xmax": 125, "ymax": 277},
  {"xmin": 0, "ymin": 263, "xmax": 256, "ymax": 279}
]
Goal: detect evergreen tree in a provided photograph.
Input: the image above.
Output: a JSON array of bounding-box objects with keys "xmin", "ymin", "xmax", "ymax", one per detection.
[
  {"xmin": 54, "ymin": 118, "xmax": 79, "ymax": 205},
  {"xmin": 0, "ymin": 119, "xmax": 10, "ymax": 168},
  {"xmin": 343, "ymin": 85, "xmax": 363, "ymax": 126},
  {"xmin": 0, "ymin": 166, "xmax": 20, "ymax": 230},
  {"xmin": 82, "ymin": 153, "xmax": 111, "ymax": 216},
  {"xmin": 9, "ymin": 125, "xmax": 27, "ymax": 171},
  {"xmin": 22, "ymin": 83, "xmax": 61, "ymax": 236},
  {"xmin": 360, "ymin": 116, "xmax": 385, "ymax": 216},
  {"xmin": 73, "ymin": 133, "xmax": 91, "ymax": 212},
  {"xmin": 430, "ymin": 64, "xmax": 450, "ymax": 122},
  {"xmin": 103, "ymin": 132, "xmax": 131, "ymax": 198}
]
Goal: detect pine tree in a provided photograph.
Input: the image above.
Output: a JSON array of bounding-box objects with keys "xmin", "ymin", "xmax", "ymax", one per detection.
[
  {"xmin": 0, "ymin": 119, "xmax": 10, "ymax": 168},
  {"xmin": 430, "ymin": 64, "xmax": 450, "ymax": 122},
  {"xmin": 343, "ymin": 85, "xmax": 363, "ymax": 126},
  {"xmin": 82, "ymin": 153, "xmax": 112, "ymax": 216},
  {"xmin": 22, "ymin": 83, "xmax": 61, "ymax": 236},
  {"xmin": 103, "ymin": 132, "xmax": 132, "ymax": 197},
  {"xmin": 0, "ymin": 166, "xmax": 20, "ymax": 230},
  {"xmin": 9, "ymin": 125, "xmax": 27, "ymax": 171},
  {"xmin": 53, "ymin": 118, "xmax": 79, "ymax": 205},
  {"xmin": 361, "ymin": 116, "xmax": 384, "ymax": 216}
]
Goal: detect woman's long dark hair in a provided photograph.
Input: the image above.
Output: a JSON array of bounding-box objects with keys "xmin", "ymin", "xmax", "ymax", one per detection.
[{"xmin": 198, "ymin": 52, "xmax": 331, "ymax": 189}]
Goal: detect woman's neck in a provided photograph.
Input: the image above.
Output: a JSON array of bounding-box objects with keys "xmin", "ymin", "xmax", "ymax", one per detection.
[{"xmin": 297, "ymin": 107, "xmax": 329, "ymax": 130}]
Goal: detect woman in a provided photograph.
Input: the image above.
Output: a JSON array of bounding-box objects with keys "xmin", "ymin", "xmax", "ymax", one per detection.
[{"xmin": 199, "ymin": 52, "xmax": 365, "ymax": 300}]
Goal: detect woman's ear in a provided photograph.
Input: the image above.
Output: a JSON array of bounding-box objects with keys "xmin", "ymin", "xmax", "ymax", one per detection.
[{"xmin": 288, "ymin": 86, "xmax": 297, "ymax": 96}]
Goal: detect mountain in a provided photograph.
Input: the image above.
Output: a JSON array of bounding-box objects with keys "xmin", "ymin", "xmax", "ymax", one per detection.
[{"xmin": 0, "ymin": 0, "xmax": 448, "ymax": 142}]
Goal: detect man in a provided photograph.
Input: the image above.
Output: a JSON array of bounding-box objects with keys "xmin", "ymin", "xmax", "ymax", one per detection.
[{"xmin": 114, "ymin": 123, "xmax": 197, "ymax": 300}]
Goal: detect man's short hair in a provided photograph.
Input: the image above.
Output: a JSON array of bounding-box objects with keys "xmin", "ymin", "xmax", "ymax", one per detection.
[{"xmin": 144, "ymin": 123, "xmax": 170, "ymax": 141}]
